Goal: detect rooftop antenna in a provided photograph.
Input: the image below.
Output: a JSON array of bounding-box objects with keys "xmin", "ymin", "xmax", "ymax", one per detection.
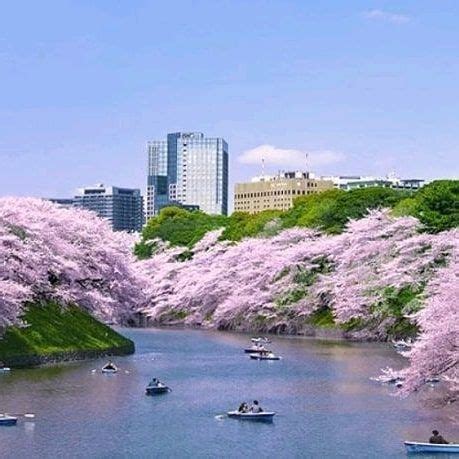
[
  {"xmin": 305, "ymin": 152, "xmax": 309, "ymax": 178},
  {"xmin": 262, "ymin": 157, "xmax": 265, "ymax": 177}
]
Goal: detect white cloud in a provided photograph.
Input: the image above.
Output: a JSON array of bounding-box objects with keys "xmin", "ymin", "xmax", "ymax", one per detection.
[
  {"xmin": 237, "ymin": 144, "xmax": 345, "ymax": 170},
  {"xmin": 363, "ymin": 9, "xmax": 411, "ymax": 24}
]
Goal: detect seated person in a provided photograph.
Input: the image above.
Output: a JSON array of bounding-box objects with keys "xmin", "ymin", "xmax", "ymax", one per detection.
[
  {"xmin": 429, "ymin": 430, "xmax": 449, "ymax": 444},
  {"xmin": 238, "ymin": 402, "xmax": 249, "ymax": 413},
  {"xmin": 250, "ymin": 400, "xmax": 263, "ymax": 413}
]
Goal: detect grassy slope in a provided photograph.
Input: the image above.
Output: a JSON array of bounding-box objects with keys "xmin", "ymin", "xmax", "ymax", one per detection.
[{"xmin": 0, "ymin": 302, "xmax": 134, "ymax": 364}]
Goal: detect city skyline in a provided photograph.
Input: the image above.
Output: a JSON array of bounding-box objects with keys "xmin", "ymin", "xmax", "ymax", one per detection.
[{"xmin": 1, "ymin": 1, "xmax": 458, "ymax": 204}]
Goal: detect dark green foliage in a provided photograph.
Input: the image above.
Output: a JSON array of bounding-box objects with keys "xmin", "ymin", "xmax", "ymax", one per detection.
[
  {"xmin": 293, "ymin": 267, "xmax": 318, "ymax": 285},
  {"xmin": 158, "ymin": 309, "xmax": 189, "ymax": 322},
  {"xmin": 276, "ymin": 288, "xmax": 307, "ymax": 308},
  {"xmin": 175, "ymin": 250, "xmax": 194, "ymax": 262},
  {"xmin": 414, "ymin": 180, "xmax": 459, "ymax": 233},
  {"xmin": 0, "ymin": 302, "xmax": 134, "ymax": 362},
  {"xmin": 308, "ymin": 307, "xmax": 335, "ymax": 328},
  {"xmin": 373, "ymin": 286, "xmax": 423, "ymax": 318},
  {"xmin": 369, "ymin": 286, "xmax": 422, "ymax": 339},
  {"xmin": 277, "ymin": 258, "xmax": 331, "ymax": 310},
  {"xmin": 387, "ymin": 319, "xmax": 419, "ymax": 339},
  {"xmin": 341, "ymin": 318, "xmax": 366, "ymax": 332}
]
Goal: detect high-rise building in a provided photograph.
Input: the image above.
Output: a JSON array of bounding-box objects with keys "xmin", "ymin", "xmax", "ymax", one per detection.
[
  {"xmin": 146, "ymin": 132, "xmax": 228, "ymax": 220},
  {"xmin": 146, "ymin": 141, "xmax": 168, "ymax": 218},
  {"xmin": 234, "ymin": 171, "xmax": 333, "ymax": 214},
  {"xmin": 74, "ymin": 184, "xmax": 144, "ymax": 232}
]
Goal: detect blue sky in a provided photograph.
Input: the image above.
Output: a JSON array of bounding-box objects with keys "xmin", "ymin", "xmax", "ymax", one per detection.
[{"xmin": 0, "ymin": 1, "xmax": 458, "ymax": 204}]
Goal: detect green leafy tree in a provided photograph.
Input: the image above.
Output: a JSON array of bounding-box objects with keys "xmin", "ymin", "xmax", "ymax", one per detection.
[
  {"xmin": 135, "ymin": 206, "xmax": 227, "ymax": 257},
  {"xmin": 414, "ymin": 180, "xmax": 459, "ymax": 233},
  {"xmin": 221, "ymin": 210, "xmax": 282, "ymax": 241},
  {"xmin": 391, "ymin": 197, "xmax": 419, "ymax": 217},
  {"xmin": 282, "ymin": 187, "xmax": 407, "ymax": 233}
]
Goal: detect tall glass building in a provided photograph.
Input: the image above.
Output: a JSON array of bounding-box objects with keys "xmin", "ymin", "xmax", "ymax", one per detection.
[
  {"xmin": 146, "ymin": 140, "xmax": 168, "ymax": 218},
  {"xmin": 146, "ymin": 132, "xmax": 228, "ymax": 220},
  {"xmin": 74, "ymin": 184, "xmax": 144, "ymax": 232}
]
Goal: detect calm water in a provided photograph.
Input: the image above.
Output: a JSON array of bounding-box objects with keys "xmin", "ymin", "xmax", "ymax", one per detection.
[{"xmin": 0, "ymin": 328, "xmax": 457, "ymax": 458}]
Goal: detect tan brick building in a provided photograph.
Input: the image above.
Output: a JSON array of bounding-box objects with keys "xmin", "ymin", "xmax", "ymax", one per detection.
[{"xmin": 234, "ymin": 172, "xmax": 333, "ymax": 213}]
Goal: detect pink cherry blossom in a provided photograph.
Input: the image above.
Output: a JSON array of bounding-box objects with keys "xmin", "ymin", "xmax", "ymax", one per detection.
[
  {"xmin": 139, "ymin": 210, "xmax": 458, "ymax": 396},
  {"xmin": 0, "ymin": 197, "xmax": 147, "ymax": 328}
]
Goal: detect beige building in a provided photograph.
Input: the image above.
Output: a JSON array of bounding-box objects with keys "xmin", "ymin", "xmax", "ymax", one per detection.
[{"xmin": 234, "ymin": 171, "xmax": 333, "ymax": 213}]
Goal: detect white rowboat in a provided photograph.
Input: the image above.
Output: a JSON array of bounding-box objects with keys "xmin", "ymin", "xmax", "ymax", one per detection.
[
  {"xmin": 227, "ymin": 411, "xmax": 275, "ymax": 422},
  {"xmin": 404, "ymin": 441, "xmax": 459, "ymax": 454}
]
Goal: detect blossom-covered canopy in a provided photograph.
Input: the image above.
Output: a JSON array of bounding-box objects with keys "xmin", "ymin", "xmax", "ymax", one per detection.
[
  {"xmin": 139, "ymin": 210, "xmax": 458, "ymax": 396},
  {"xmin": 0, "ymin": 197, "xmax": 146, "ymax": 327}
]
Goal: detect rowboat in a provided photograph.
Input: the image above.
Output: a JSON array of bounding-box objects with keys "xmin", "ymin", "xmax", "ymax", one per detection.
[
  {"xmin": 392, "ymin": 339, "xmax": 413, "ymax": 350},
  {"xmin": 249, "ymin": 353, "xmax": 281, "ymax": 361},
  {"xmin": 251, "ymin": 337, "xmax": 271, "ymax": 344},
  {"xmin": 101, "ymin": 366, "xmax": 118, "ymax": 374},
  {"xmin": 146, "ymin": 384, "xmax": 170, "ymax": 395},
  {"xmin": 404, "ymin": 441, "xmax": 459, "ymax": 454},
  {"xmin": 227, "ymin": 411, "xmax": 275, "ymax": 422},
  {"xmin": 244, "ymin": 346, "xmax": 269, "ymax": 354},
  {"xmin": 0, "ymin": 415, "xmax": 18, "ymax": 426}
]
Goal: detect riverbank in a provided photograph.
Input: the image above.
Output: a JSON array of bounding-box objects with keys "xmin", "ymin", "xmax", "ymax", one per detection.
[
  {"xmin": 133, "ymin": 310, "xmax": 413, "ymax": 343},
  {"xmin": 0, "ymin": 302, "xmax": 134, "ymax": 368}
]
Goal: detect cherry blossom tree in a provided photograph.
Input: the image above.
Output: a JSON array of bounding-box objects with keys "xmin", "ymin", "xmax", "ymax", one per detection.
[
  {"xmin": 0, "ymin": 197, "xmax": 147, "ymax": 328},
  {"xmin": 139, "ymin": 210, "xmax": 458, "ymax": 396}
]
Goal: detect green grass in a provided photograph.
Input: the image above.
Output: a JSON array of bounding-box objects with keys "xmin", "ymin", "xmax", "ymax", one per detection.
[{"xmin": 0, "ymin": 302, "xmax": 134, "ymax": 364}]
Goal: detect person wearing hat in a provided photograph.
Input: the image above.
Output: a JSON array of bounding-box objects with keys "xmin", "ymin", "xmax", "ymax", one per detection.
[{"xmin": 429, "ymin": 430, "xmax": 449, "ymax": 444}]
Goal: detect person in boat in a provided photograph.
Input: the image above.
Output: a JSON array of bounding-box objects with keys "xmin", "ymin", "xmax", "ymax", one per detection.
[
  {"xmin": 429, "ymin": 430, "xmax": 449, "ymax": 444},
  {"xmin": 238, "ymin": 402, "xmax": 249, "ymax": 413},
  {"xmin": 103, "ymin": 360, "xmax": 116, "ymax": 370},
  {"xmin": 150, "ymin": 378, "xmax": 165, "ymax": 387},
  {"xmin": 250, "ymin": 400, "xmax": 263, "ymax": 413}
]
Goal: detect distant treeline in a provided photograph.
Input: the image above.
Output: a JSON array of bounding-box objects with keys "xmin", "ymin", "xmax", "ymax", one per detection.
[{"xmin": 135, "ymin": 180, "xmax": 458, "ymax": 258}]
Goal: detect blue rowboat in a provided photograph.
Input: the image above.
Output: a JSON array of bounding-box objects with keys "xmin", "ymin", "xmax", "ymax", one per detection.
[
  {"xmin": 0, "ymin": 415, "xmax": 18, "ymax": 426},
  {"xmin": 227, "ymin": 411, "xmax": 275, "ymax": 422},
  {"xmin": 404, "ymin": 441, "xmax": 459, "ymax": 454}
]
